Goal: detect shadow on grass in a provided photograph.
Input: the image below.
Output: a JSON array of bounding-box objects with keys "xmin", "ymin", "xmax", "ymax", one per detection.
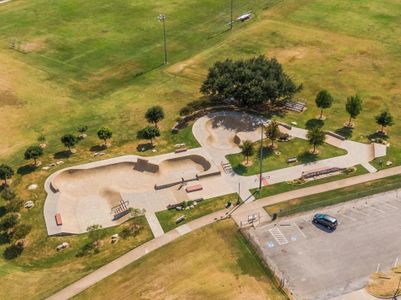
[
  {"xmin": 136, "ymin": 143, "xmax": 154, "ymax": 152},
  {"xmin": 54, "ymin": 150, "xmax": 72, "ymax": 159},
  {"xmin": 89, "ymin": 145, "xmax": 107, "ymax": 152},
  {"xmin": 232, "ymin": 164, "xmax": 248, "ymax": 175},
  {"xmin": 3, "ymin": 245, "xmax": 23, "ymax": 260},
  {"xmin": 297, "ymin": 151, "xmax": 318, "ymax": 164},
  {"xmin": 0, "ymin": 232, "xmax": 11, "ymax": 245},
  {"xmin": 17, "ymin": 164, "xmax": 37, "ymax": 176},
  {"xmin": 259, "ymin": 146, "xmax": 274, "ymax": 159},
  {"xmin": 368, "ymin": 131, "xmax": 389, "ymax": 141},
  {"xmin": 335, "ymin": 127, "xmax": 353, "ymax": 139},
  {"xmin": 0, "ymin": 206, "xmax": 6, "ymax": 218},
  {"xmin": 305, "ymin": 118, "xmax": 324, "ymax": 130}
]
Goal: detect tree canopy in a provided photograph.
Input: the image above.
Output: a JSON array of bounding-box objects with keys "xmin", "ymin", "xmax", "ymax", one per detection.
[
  {"xmin": 145, "ymin": 106, "xmax": 165, "ymax": 128},
  {"xmin": 315, "ymin": 90, "xmax": 333, "ymax": 119},
  {"xmin": 61, "ymin": 134, "xmax": 78, "ymax": 150},
  {"xmin": 97, "ymin": 127, "xmax": 113, "ymax": 144},
  {"xmin": 345, "ymin": 95, "xmax": 363, "ymax": 126},
  {"xmin": 240, "ymin": 140, "xmax": 254, "ymax": 163},
  {"xmin": 307, "ymin": 127, "xmax": 326, "ymax": 153},
  {"xmin": 200, "ymin": 56, "xmax": 301, "ymax": 107},
  {"xmin": 0, "ymin": 164, "xmax": 14, "ymax": 185},
  {"xmin": 375, "ymin": 111, "xmax": 394, "ymax": 132},
  {"xmin": 141, "ymin": 126, "xmax": 160, "ymax": 145},
  {"xmin": 265, "ymin": 121, "xmax": 281, "ymax": 147},
  {"xmin": 24, "ymin": 145, "xmax": 43, "ymax": 165}
]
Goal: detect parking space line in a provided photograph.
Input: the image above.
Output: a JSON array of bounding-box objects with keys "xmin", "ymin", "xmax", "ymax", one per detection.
[
  {"xmin": 383, "ymin": 202, "xmax": 399, "ymax": 210},
  {"xmin": 352, "ymin": 209, "xmax": 369, "ymax": 216},
  {"xmin": 293, "ymin": 222, "xmax": 307, "ymax": 238},
  {"xmin": 367, "ymin": 206, "xmax": 386, "ymax": 214},
  {"xmin": 339, "ymin": 213, "xmax": 357, "ymax": 221}
]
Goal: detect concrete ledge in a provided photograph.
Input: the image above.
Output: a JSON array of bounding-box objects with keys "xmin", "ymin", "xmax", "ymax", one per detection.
[{"xmin": 326, "ymin": 131, "xmax": 346, "ymax": 141}]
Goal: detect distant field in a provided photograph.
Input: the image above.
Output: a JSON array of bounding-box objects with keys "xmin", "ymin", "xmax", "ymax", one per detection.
[{"xmin": 74, "ymin": 220, "xmax": 287, "ymax": 300}]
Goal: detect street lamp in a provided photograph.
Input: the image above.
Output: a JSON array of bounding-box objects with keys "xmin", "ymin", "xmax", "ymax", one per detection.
[
  {"xmin": 157, "ymin": 14, "xmax": 168, "ymax": 64},
  {"xmin": 258, "ymin": 121, "xmax": 264, "ymax": 192},
  {"xmin": 230, "ymin": 0, "xmax": 234, "ymax": 30}
]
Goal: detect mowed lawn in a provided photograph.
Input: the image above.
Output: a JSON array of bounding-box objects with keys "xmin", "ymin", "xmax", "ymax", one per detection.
[
  {"xmin": 227, "ymin": 138, "xmax": 347, "ymax": 176},
  {"xmin": 74, "ymin": 220, "xmax": 287, "ymax": 300}
]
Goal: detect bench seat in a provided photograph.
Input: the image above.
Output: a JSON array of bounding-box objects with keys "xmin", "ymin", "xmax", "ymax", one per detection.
[
  {"xmin": 186, "ymin": 184, "xmax": 203, "ymax": 193},
  {"xmin": 55, "ymin": 213, "xmax": 62, "ymax": 226}
]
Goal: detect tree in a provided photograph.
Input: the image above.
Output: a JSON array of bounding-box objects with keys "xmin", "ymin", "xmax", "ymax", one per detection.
[
  {"xmin": 24, "ymin": 145, "xmax": 43, "ymax": 166},
  {"xmin": 375, "ymin": 111, "xmax": 394, "ymax": 133},
  {"xmin": 61, "ymin": 134, "xmax": 78, "ymax": 151},
  {"xmin": 0, "ymin": 164, "xmax": 14, "ymax": 186},
  {"xmin": 315, "ymin": 90, "xmax": 333, "ymax": 119},
  {"xmin": 97, "ymin": 127, "xmax": 113, "ymax": 145},
  {"xmin": 141, "ymin": 126, "xmax": 160, "ymax": 146},
  {"xmin": 200, "ymin": 55, "xmax": 301, "ymax": 107},
  {"xmin": 345, "ymin": 95, "xmax": 363, "ymax": 127},
  {"xmin": 87, "ymin": 224, "xmax": 106, "ymax": 242},
  {"xmin": 0, "ymin": 213, "xmax": 19, "ymax": 230},
  {"xmin": 265, "ymin": 121, "xmax": 281, "ymax": 148},
  {"xmin": 145, "ymin": 106, "xmax": 165, "ymax": 128},
  {"xmin": 240, "ymin": 140, "xmax": 254, "ymax": 164},
  {"xmin": 307, "ymin": 127, "xmax": 326, "ymax": 154},
  {"xmin": 77, "ymin": 125, "xmax": 88, "ymax": 137}
]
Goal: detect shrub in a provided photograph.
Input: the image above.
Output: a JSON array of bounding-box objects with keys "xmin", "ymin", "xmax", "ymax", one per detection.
[
  {"xmin": 120, "ymin": 224, "xmax": 142, "ymax": 239},
  {"xmin": 12, "ymin": 224, "xmax": 32, "ymax": 240},
  {"xmin": 1, "ymin": 188, "xmax": 16, "ymax": 201},
  {"xmin": 5, "ymin": 199, "xmax": 23, "ymax": 213},
  {"xmin": 0, "ymin": 213, "xmax": 19, "ymax": 230}
]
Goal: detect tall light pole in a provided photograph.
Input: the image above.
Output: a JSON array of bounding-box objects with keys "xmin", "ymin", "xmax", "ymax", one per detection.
[
  {"xmin": 157, "ymin": 14, "xmax": 168, "ymax": 64},
  {"xmin": 230, "ymin": 0, "xmax": 234, "ymax": 30},
  {"xmin": 259, "ymin": 122, "xmax": 264, "ymax": 192}
]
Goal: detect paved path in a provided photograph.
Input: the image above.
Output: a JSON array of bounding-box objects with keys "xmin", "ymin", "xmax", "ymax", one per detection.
[
  {"xmin": 145, "ymin": 212, "xmax": 164, "ymax": 238},
  {"xmin": 48, "ymin": 165, "xmax": 401, "ymax": 300}
]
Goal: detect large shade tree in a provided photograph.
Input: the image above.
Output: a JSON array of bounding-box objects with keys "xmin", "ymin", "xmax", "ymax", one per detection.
[
  {"xmin": 145, "ymin": 106, "xmax": 165, "ymax": 128},
  {"xmin": 141, "ymin": 126, "xmax": 160, "ymax": 146},
  {"xmin": 307, "ymin": 127, "xmax": 326, "ymax": 154},
  {"xmin": 345, "ymin": 95, "xmax": 363, "ymax": 127},
  {"xmin": 375, "ymin": 111, "xmax": 394, "ymax": 133},
  {"xmin": 24, "ymin": 145, "xmax": 43, "ymax": 166},
  {"xmin": 0, "ymin": 164, "xmax": 14, "ymax": 186},
  {"xmin": 61, "ymin": 134, "xmax": 78, "ymax": 151},
  {"xmin": 240, "ymin": 140, "xmax": 254, "ymax": 164},
  {"xmin": 265, "ymin": 121, "xmax": 281, "ymax": 148},
  {"xmin": 315, "ymin": 90, "xmax": 333, "ymax": 120},
  {"xmin": 200, "ymin": 56, "xmax": 301, "ymax": 107},
  {"xmin": 97, "ymin": 127, "xmax": 113, "ymax": 145}
]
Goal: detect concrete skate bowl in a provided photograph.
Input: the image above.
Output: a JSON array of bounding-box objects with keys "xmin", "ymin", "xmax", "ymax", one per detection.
[
  {"xmin": 50, "ymin": 155, "xmax": 215, "ymax": 207},
  {"xmin": 205, "ymin": 113, "xmax": 262, "ymax": 150}
]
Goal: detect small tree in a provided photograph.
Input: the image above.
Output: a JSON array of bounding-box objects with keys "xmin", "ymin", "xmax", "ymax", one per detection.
[
  {"xmin": 61, "ymin": 134, "xmax": 78, "ymax": 151},
  {"xmin": 315, "ymin": 90, "xmax": 333, "ymax": 119},
  {"xmin": 307, "ymin": 127, "xmax": 326, "ymax": 154},
  {"xmin": 141, "ymin": 126, "xmax": 160, "ymax": 146},
  {"xmin": 265, "ymin": 121, "xmax": 281, "ymax": 148},
  {"xmin": 24, "ymin": 145, "xmax": 43, "ymax": 166},
  {"xmin": 0, "ymin": 164, "xmax": 14, "ymax": 186},
  {"xmin": 0, "ymin": 213, "xmax": 19, "ymax": 230},
  {"xmin": 77, "ymin": 125, "xmax": 88, "ymax": 137},
  {"xmin": 97, "ymin": 127, "xmax": 113, "ymax": 145},
  {"xmin": 87, "ymin": 224, "xmax": 106, "ymax": 242},
  {"xmin": 240, "ymin": 140, "xmax": 254, "ymax": 164},
  {"xmin": 145, "ymin": 106, "xmax": 165, "ymax": 128},
  {"xmin": 375, "ymin": 111, "xmax": 394, "ymax": 133},
  {"xmin": 345, "ymin": 95, "xmax": 363, "ymax": 127}
]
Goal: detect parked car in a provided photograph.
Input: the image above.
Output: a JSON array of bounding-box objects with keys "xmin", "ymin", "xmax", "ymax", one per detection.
[{"xmin": 312, "ymin": 213, "xmax": 337, "ymax": 230}]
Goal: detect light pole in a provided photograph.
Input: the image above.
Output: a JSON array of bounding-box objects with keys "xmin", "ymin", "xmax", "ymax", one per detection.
[
  {"xmin": 230, "ymin": 0, "xmax": 233, "ymax": 30},
  {"xmin": 259, "ymin": 122, "xmax": 264, "ymax": 192},
  {"xmin": 157, "ymin": 14, "xmax": 168, "ymax": 64}
]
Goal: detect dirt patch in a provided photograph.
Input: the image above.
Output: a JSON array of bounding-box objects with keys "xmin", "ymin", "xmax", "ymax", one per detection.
[
  {"xmin": 268, "ymin": 47, "xmax": 309, "ymax": 63},
  {"xmin": 20, "ymin": 37, "xmax": 47, "ymax": 53},
  {"xmin": 0, "ymin": 90, "xmax": 21, "ymax": 107}
]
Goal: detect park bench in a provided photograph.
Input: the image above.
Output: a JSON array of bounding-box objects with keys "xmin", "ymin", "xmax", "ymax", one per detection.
[
  {"xmin": 55, "ymin": 213, "xmax": 62, "ymax": 226},
  {"xmin": 175, "ymin": 147, "xmax": 187, "ymax": 153},
  {"xmin": 176, "ymin": 215, "xmax": 185, "ymax": 224},
  {"xmin": 287, "ymin": 157, "xmax": 297, "ymax": 163},
  {"xmin": 186, "ymin": 184, "xmax": 203, "ymax": 193}
]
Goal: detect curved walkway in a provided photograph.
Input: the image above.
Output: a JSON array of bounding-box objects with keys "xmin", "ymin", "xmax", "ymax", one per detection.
[{"xmin": 47, "ymin": 165, "xmax": 401, "ymax": 300}]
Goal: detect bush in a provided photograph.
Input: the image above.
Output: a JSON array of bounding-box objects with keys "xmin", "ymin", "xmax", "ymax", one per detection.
[
  {"xmin": 1, "ymin": 188, "xmax": 16, "ymax": 201},
  {"xmin": 120, "ymin": 224, "xmax": 142, "ymax": 239},
  {"xmin": 0, "ymin": 213, "xmax": 19, "ymax": 230},
  {"xmin": 5, "ymin": 199, "xmax": 23, "ymax": 213},
  {"xmin": 179, "ymin": 106, "xmax": 192, "ymax": 116},
  {"xmin": 12, "ymin": 224, "xmax": 32, "ymax": 240},
  {"xmin": 3, "ymin": 244, "xmax": 23, "ymax": 260}
]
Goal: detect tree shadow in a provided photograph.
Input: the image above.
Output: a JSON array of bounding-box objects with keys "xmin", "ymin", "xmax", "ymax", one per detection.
[
  {"xmin": 259, "ymin": 146, "xmax": 274, "ymax": 159},
  {"xmin": 17, "ymin": 164, "xmax": 37, "ymax": 176},
  {"xmin": 335, "ymin": 127, "xmax": 353, "ymax": 139},
  {"xmin": 297, "ymin": 151, "xmax": 318, "ymax": 164},
  {"xmin": 305, "ymin": 118, "xmax": 324, "ymax": 130},
  {"xmin": 136, "ymin": 143, "xmax": 154, "ymax": 152},
  {"xmin": 232, "ymin": 164, "xmax": 248, "ymax": 175},
  {"xmin": 0, "ymin": 206, "xmax": 6, "ymax": 218},
  {"xmin": 89, "ymin": 145, "xmax": 107, "ymax": 152},
  {"xmin": 3, "ymin": 245, "xmax": 23, "ymax": 260},
  {"xmin": 54, "ymin": 150, "xmax": 71, "ymax": 159},
  {"xmin": 0, "ymin": 232, "xmax": 11, "ymax": 245},
  {"xmin": 368, "ymin": 131, "xmax": 389, "ymax": 141}
]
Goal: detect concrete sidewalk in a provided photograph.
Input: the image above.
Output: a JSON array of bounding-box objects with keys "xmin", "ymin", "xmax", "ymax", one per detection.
[{"xmin": 47, "ymin": 165, "xmax": 401, "ymax": 300}]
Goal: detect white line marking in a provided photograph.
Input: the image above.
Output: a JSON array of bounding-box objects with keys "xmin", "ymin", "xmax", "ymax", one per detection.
[
  {"xmin": 352, "ymin": 209, "xmax": 369, "ymax": 216},
  {"xmin": 293, "ymin": 222, "xmax": 307, "ymax": 238},
  {"xmin": 383, "ymin": 203, "xmax": 399, "ymax": 210},
  {"xmin": 269, "ymin": 227, "xmax": 288, "ymax": 245},
  {"xmin": 368, "ymin": 206, "xmax": 386, "ymax": 214},
  {"xmin": 376, "ymin": 263, "xmax": 380, "ymax": 273},
  {"xmin": 339, "ymin": 213, "xmax": 357, "ymax": 221},
  {"xmin": 395, "ymin": 257, "xmax": 399, "ymax": 268}
]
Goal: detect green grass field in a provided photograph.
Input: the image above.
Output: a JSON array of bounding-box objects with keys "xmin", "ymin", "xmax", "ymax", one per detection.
[
  {"xmin": 74, "ymin": 220, "xmax": 287, "ymax": 300},
  {"xmin": 227, "ymin": 138, "xmax": 347, "ymax": 176},
  {"xmin": 1, "ymin": 0, "xmax": 401, "ymax": 298}
]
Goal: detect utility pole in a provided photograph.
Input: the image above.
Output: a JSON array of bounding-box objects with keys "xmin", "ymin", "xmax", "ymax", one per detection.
[
  {"xmin": 157, "ymin": 14, "xmax": 168, "ymax": 64},
  {"xmin": 259, "ymin": 122, "xmax": 264, "ymax": 192},
  {"xmin": 230, "ymin": 0, "xmax": 234, "ymax": 30}
]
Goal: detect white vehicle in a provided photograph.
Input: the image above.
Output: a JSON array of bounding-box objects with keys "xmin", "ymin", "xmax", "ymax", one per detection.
[{"xmin": 237, "ymin": 12, "xmax": 252, "ymax": 22}]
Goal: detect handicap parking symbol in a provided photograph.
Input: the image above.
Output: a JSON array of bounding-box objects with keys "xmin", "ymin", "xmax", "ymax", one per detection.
[
  {"xmin": 267, "ymin": 241, "xmax": 275, "ymax": 248},
  {"xmin": 291, "ymin": 235, "xmax": 297, "ymax": 242}
]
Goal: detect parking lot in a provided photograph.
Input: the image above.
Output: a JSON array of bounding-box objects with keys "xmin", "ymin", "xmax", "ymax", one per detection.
[{"xmin": 246, "ymin": 189, "xmax": 401, "ymax": 299}]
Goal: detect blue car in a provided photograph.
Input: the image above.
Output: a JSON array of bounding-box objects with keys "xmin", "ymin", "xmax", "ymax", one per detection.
[{"xmin": 312, "ymin": 213, "xmax": 337, "ymax": 230}]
